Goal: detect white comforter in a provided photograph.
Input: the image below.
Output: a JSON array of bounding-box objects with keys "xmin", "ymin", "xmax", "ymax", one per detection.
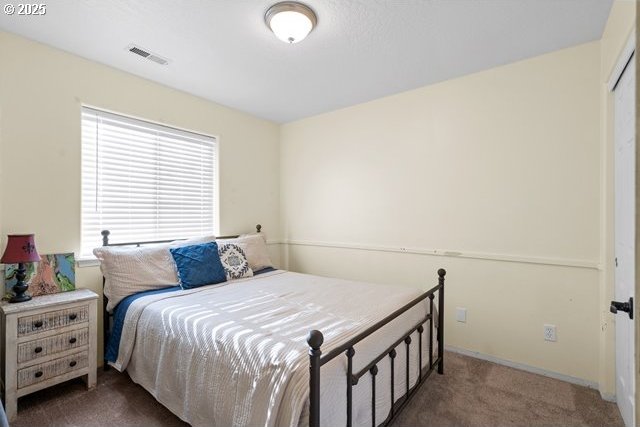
[{"xmin": 114, "ymin": 270, "xmax": 435, "ymax": 427}]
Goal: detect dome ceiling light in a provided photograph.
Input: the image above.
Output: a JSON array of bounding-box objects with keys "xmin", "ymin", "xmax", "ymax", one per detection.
[{"xmin": 265, "ymin": 2, "xmax": 317, "ymax": 44}]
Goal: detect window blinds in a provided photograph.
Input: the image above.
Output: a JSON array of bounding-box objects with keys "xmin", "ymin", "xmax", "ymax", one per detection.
[{"xmin": 81, "ymin": 107, "xmax": 217, "ymax": 256}]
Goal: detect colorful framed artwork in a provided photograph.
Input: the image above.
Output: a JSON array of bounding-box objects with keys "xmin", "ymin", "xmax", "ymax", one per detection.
[{"xmin": 4, "ymin": 253, "xmax": 75, "ymax": 299}]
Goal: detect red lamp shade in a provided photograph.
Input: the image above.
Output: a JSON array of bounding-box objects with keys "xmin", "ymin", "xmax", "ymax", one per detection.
[{"xmin": 0, "ymin": 234, "xmax": 41, "ymax": 264}]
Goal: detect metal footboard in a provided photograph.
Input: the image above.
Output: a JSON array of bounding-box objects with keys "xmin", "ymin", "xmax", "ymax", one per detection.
[{"xmin": 307, "ymin": 268, "xmax": 446, "ymax": 427}]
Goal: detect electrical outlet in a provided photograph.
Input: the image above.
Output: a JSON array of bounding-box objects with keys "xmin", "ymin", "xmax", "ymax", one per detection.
[
  {"xmin": 456, "ymin": 307, "xmax": 467, "ymax": 323},
  {"xmin": 544, "ymin": 324, "xmax": 557, "ymax": 342}
]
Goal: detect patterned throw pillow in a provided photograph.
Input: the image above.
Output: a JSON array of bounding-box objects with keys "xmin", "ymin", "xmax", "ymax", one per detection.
[
  {"xmin": 218, "ymin": 243, "xmax": 254, "ymax": 280},
  {"xmin": 217, "ymin": 234, "xmax": 273, "ymax": 272}
]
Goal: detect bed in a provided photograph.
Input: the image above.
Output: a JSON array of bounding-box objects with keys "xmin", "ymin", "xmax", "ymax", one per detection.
[{"xmin": 99, "ymin": 226, "xmax": 445, "ymax": 427}]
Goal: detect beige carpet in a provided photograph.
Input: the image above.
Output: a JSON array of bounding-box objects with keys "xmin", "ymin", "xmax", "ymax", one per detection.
[
  {"xmin": 393, "ymin": 352, "xmax": 623, "ymax": 427},
  {"xmin": 12, "ymin": 351, "xmax": 622, "ymax": 427}
]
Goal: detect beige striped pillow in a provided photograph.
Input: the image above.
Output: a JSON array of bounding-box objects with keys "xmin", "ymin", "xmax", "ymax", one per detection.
[{"xmin": 94, "ymin": 235, "xmax": 215, "ymax": 312}]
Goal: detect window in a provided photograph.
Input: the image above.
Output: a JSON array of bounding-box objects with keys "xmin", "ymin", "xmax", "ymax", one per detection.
[{"xmin": 81, "ymin": 107, "xmax": 217, "ymax": 256}]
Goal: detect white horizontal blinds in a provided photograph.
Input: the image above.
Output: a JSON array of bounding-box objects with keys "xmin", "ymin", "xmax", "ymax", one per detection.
[{"xmin": 81, "ymin": 107, "xmax": 216, "ymax": 256}]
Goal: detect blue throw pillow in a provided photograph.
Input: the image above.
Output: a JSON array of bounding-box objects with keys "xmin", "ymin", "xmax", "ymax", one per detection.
[{"xmin": 169, "ymin": 242, "xmax": 226, "ymax": 289}]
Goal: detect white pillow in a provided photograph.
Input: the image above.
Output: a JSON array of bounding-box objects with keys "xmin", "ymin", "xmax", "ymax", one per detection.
[
  {"xmin": 218, "ymin": 233, "xmax": 273, "ymax": 272},
  {"xmin": 94, "ymin": 235, "xmax": 215, "ymax": 312},
  {"xmin": 218, "ymin": 243, "xmax": 253, "ymax": 280}
]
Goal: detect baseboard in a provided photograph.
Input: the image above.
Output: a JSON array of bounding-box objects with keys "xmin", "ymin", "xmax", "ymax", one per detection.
[
  {"xmin": 600, "ymin": 391, "xmax": 616, "ymax": 403},
  {"xmin": 445, "ymin": 345, "xmax": 600, "ymax": 390}
]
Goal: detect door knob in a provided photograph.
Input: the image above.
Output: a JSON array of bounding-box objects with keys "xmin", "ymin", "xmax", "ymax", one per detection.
[{"xmin": 610, "ymin": 297, "xmax": 634, "ymax": 319}]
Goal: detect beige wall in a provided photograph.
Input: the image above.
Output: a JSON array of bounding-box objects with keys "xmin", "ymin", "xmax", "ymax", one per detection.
[
  {"xmin": 0, "ymin": 31, "xmax": 281, "ymax": 360},
  {"xmin": 599, "ymin": 0, "xmax": 636, "ymax": 398},
  {"xmin": 280, "ymin": 42, "xmax": 603, "ymax": 384}
]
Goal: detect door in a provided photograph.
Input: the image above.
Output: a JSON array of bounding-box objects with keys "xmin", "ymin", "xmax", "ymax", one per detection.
[{"xmin": 613, "ymin": 53, "xmax": 636, "ymax": 427}]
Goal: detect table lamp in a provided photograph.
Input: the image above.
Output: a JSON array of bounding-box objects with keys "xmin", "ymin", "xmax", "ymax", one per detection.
[{"xmin": 1, "ymin": 234, "xmax": 41, "ymax": 303}]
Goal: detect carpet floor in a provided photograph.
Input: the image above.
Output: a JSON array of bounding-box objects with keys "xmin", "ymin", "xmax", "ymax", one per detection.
[{"xmin": 12, "ymin": 351, "xmax": 623, "ymax": 427}]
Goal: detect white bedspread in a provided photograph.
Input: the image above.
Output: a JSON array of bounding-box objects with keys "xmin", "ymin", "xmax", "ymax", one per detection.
[{"xmin": 114, "ymin": 270, "xmax": 436, "ymax": 427}]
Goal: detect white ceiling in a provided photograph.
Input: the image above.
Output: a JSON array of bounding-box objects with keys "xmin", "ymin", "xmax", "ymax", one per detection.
[{"xmin": 0, "ymin": 0, "xmax": 613, "ymax": 123}]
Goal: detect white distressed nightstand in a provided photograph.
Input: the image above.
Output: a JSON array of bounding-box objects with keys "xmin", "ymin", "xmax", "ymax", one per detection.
[{"xmin": 0, "ymin": 289, "xmax": 98, "ymax": 421}]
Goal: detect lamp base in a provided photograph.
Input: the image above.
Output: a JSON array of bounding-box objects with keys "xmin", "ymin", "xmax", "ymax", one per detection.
[
  {"xmin": 9, "ymin": 263, "xmax": 32, "ymax": 304},
  {"xmin": 9, "ymin": 293, "xmax": 32, "ymax": 303}
]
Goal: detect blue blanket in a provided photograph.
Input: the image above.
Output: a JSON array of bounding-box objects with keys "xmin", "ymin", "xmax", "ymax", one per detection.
[{"xmin": 105, "ymin": 286, "xmax": 180, "ymax": 363}]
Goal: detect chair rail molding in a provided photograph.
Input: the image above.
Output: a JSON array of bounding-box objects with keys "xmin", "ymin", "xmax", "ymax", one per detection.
[{"xmin": 281, "ymin": 239, "xmax": 600, "ymax": 271}]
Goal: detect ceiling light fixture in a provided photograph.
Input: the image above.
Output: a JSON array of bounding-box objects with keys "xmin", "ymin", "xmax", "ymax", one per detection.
[{"xmin": 265, "ymin": 2, "xmax": 317, "ymax": 44}]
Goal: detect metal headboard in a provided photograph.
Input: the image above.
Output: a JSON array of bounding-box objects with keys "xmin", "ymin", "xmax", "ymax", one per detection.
[
  {"xmin": 100, "ymin": 224, "xmax": 262, "ymax": 369},
  {"xmin": 100, "ymin": 224, "xmax": 261, "ymax": 247}
]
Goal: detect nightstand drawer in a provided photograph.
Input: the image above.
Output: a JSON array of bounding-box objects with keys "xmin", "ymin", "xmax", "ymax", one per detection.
[
  {"xmin": 17, "ymin": 351, "xmax": 88, "ymax": 389},
  {"xmin": 18, "ymin": 327, "xmax": 89, "ymax": 364},
  {"xmin": 17, "ymin": 305, "xmax": 89, "ymax": 337}
]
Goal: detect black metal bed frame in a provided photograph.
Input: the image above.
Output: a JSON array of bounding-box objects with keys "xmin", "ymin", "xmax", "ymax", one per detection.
[
  {"xmin": 98, "ymin": 225, "xmax": 445, "ymax": 427},
  {"xmin": 307, "ymin": 269, "xmax": 445, "ymax": 427}
]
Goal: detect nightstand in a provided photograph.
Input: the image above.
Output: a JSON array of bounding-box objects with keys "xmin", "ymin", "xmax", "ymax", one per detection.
[{"xmin": 0, "ymin": 289, "xmax": 98, "ymax": 421}]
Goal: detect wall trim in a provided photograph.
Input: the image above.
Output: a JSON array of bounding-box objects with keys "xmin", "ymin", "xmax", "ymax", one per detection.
[
  {"xmin": 608, "ymin": 26, "xmax": 636, "ymax": 92},
  {"xmin": 600, "ymin": 391, "xmax": 616, "ymax": 403},
  {"xmin": 282, "ymin": 239, "xmax": 600, "ymax": 270},
  {"xmin": 445, "ymin": 345, "xmax": 602, "ymax": 391},
  {"xmin": 76, "ymin": 258, "xmax": 100, "ymax": 268}
]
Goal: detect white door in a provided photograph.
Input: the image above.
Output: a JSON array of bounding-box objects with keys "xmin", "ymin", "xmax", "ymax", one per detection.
[{"xmin": 614, "ymin": 53, "xmax": 636, "ymax": 427}]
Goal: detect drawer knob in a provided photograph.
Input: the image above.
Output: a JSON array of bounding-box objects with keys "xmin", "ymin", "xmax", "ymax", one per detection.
[
  {"xmin": 34, "ymin": 371, "xmax": 43, "ymax": 378},
  {"xmin": 33, "ymin": 321, "xmax": 43, "ymax": 329},
  {"xmin": 68, "ymin": 314, "xmax": 78, "ymax": 321},
  {"xmin": 69, "ymin": 361, "xmax": 77, "ymax": 367},
  {"xmin": 34, "ymin": 346, "xmax": 43, "ymax": 354},
  {"xmin": 69, "ymin": 337, "xmax": 77, "ymax": 344}
]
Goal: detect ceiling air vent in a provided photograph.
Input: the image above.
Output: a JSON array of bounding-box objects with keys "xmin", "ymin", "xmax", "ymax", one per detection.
[
  {"xmin": 126, "ymin": 44, "xmax": 169, "ymax": 66},
  {"xmin": 147, "ymin": 54, "xmax": 169, "ymax": 65},
  {"xmin": 128, "ymin": 46, "xmax": 150, "ymax": 58}
]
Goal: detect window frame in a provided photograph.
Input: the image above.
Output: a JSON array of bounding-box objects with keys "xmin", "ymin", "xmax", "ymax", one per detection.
[{"xmin": 79, "ymin": 105, "xmax": 220, "ymax": 260}]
